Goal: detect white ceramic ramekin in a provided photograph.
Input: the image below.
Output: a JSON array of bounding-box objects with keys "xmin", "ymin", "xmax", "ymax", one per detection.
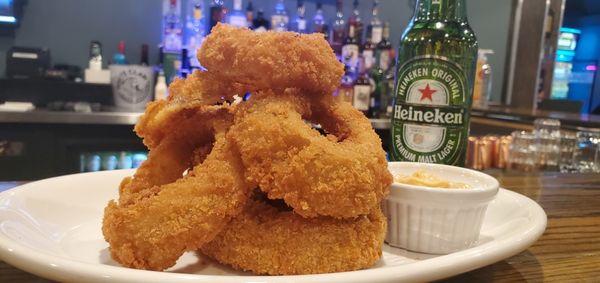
[{"xmin": 383, "ymin": 162, "xmax": 500, "ymax": 254}]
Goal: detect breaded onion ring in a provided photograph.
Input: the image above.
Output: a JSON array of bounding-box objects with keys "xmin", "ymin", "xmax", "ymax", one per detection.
[
  {"xmin": 103, "ymin": 111, "xmax": 253, "ymax": 271},
  {"xmin": 119, "ymin": 103, "xmax": 230, "ymax": 205},
  {"xmin": 134, "ymin": 98, "xmax": 232, "ymax": 149},
  {"xmin": 199, "ymin": 23, "xmax": 344, "ymax": 95},
  {"xmin": 167, "ymin": 70, "xmax": 252, "ymax": 105},
  {"xmin": 228, "ymin": 90, "xmax": 392, "ymax": 218},
  {"xmin": 201, "ymin": 198, "xmax": 386, "ymax": 275}
]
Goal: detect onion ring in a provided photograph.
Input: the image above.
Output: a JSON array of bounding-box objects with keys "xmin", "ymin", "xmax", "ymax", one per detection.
[
  {"xmin": 228, "ymin": 90, "xmax": 392, "ymax": 218},
  {"xmin": 199, "ymin": 23, "xmax": 344, "ymax": 95},
  {"xmin": 103, "ymin": 106, "xmax": 253, "ymax": 271},
  {"xmin": 119, "ymin": 103, "xmax": 231, "ymax": 205},
  {"xmin": 167, "ymin": 70, "xmax": 252, "ymax": 105},
  {"xmin": 201, "ymin": 197, "xmax": 386, "ymax": 275}
]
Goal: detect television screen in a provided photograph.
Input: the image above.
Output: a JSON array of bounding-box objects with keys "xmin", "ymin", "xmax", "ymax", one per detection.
[{"xmin": 0, "ymin": 0, "xmax": 16, "ymax": 25}]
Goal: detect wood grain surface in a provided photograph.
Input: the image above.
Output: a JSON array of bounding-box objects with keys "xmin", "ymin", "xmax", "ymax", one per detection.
[{"xmin": 1, "ymin": 172, "xmax": 599, "ymax": 282}]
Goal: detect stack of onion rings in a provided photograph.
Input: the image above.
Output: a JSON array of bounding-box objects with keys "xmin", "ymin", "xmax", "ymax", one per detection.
[
  {"xmin": 228, "ymin": 90, "xmax": 391, "ymax": 218},
  {"xmin": 102, "ymin": 23, "xmax": 392, "ymax": 274}
]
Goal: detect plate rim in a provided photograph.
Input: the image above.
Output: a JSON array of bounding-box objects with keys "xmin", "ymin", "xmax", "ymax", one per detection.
[{"xmin": 0, "ymin": 171, "xmax": 547, "ymax": 283}]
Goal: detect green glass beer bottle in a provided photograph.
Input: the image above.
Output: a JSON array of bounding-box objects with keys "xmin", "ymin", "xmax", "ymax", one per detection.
[{"xmin": 390, "ymin": 0, "xmax": 478, "ymax": 166}]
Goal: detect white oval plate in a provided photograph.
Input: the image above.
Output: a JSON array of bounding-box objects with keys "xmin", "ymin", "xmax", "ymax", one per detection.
[{"xmin": 0, "ymin": 170, "xmax": 546, "ymax": 283}]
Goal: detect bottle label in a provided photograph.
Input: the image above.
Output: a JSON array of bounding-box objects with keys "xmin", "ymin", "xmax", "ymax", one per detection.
[
  {"xmin": 391, "ymin": 56, "xmax": 468, "ymax": 165},
  {"xmin": 229, "ymin": 15, "xmax": 248, "ymax": 28},
  {"xmin": 342, "ymin": 44, "xmax": 359, "ymax": 65},
  {"xmin": 378, "ymin": 50, "xmax": 390, "ymax": 71},
  {"xmin": 298, "ymin": 19, "xmax": 307, "ymax": 31},
  {"xmin": 271, "ymin": 15, "xmax": 289, "ymax": 31},
  {"xmin": 353, "ymin": 85, "xmax": 371, "ymax": 111},
  {"xmin": 271, "ymin": 15, "xmax": 282, "ymax": 29},
  {"xmin": 372, "ymin": 27, "xmax": 383, "ymax": 44},
  {"xmin": 194, "ymin": 8, "xmax": 202, "ymax": 20},
  {"xmin": 363, "ymin": 50, "xmax": 374, "ymax": 69}
]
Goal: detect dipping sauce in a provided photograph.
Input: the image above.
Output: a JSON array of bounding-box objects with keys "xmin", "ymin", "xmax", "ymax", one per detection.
[{"xmin": 394, "ymin": 170, "xmax": 470, "ymax": 189}]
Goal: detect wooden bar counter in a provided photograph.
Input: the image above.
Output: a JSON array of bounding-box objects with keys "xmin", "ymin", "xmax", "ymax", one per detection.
[{"xmin": 1, "ymin": 171, "xmax": 599, "ymax": 282}]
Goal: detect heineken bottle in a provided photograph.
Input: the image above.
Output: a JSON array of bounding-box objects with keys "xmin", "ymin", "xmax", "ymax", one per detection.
[{"xmin": 390, "ymin": 0, "xmax": 478, "ymax": 166}]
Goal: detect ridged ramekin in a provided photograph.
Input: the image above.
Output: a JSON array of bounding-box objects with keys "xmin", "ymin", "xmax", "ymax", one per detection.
[{"xmin": 384, "ymin": 162, "xmax": 499, "ymax": 254}]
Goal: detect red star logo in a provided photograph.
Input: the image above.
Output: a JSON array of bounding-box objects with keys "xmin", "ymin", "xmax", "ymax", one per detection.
[{"xmin": 418, "ymin": 84, "xmax": 437, "ymax": 101}]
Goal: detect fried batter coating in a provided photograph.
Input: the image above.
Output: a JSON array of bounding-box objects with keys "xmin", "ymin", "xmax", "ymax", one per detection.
[
  {"xmin": 199, "ymin": 23, "xmax": 344, "ymax": 95},
  {"xmin": 103, "ymin": 119, "xmax": 253, "ymax": 271},
  {"xmin": 201, "ymin": 198, "xmax": 386, "ymax": 275},
  {"xmin": 229, "ymin": 90, "xmax": 392, "ymax": 218},
  {"xmin": 103, "ymin": 22, "xmax": 393, "ymax": 274},
  {"xmin": 119, "ymin": 104, "xmax": 231, "ymax": 206},
  {"xmin": 167, "ymin": 70, "xmax": 252, "ymax": 105},
  {"xmin": 135, "ymin": 98, "xmax": 232, "ymax": 149}
]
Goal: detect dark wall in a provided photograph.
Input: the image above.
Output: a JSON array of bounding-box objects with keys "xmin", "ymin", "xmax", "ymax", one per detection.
[{"xmin": 0, "ymin": 0, "xmax": 513, "ymax": 101}]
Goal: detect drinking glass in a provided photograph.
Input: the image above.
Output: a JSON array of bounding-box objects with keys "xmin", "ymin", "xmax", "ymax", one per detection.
[
  {"xmin": 508, "ymin": 131, "xmax": 538, "ymax": 172},
  {"xmin": 533, "ymin": 119, "xmax": 561, "ymax": 170},
  {"xmin": 559, "ymin": 132, "xmax": 577, "ymax": 173},
  {"xmin": 572, "ymin": 131, "xmax": 600, "ymax": 173}
]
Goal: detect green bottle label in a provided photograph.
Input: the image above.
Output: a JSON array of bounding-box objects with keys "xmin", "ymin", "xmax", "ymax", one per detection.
[{"xmin": 391, "ymin": 55, "xmax": 468, "ymax": 165}]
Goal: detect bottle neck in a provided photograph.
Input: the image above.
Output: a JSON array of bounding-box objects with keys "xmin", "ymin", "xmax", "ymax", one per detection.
[
  {"xmin": 275, "ymin": 0, "xmax": 286, "ymax": 14},
  {"xmin": 297, "ymin": 6, "xmax": 305, "ymax": 18},
  {"xmin": 233, "ymin": 0, "xmax": 242, "ymax": 11},
  {"xmin": 348, "ymin": 26, "xmax": 355, "ymax": 38},
  {"xmin": 414, "ymin": 0, "xmax": 467, "ymax": 22}
]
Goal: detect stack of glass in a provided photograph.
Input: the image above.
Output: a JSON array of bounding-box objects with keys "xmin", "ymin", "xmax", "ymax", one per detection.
[{"xmin": 507, "ymin": 118, "xmax": 600, "ymax": 173}]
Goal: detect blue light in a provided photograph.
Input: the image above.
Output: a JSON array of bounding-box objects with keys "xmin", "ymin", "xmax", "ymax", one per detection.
[
  {"xmin": 0, "ymin": 15, "xmax": 15, "ymax": 23},
  {"xmin": 560, "ymin": 27, "xmax": 581, "ymax": 34},
  {"xmin": 557, "ymin": 50, "xmax": 576, "ymax": 56},
  {"xmin": 556, "ymin": 50, "xmax": 576, "ymax": 62}
]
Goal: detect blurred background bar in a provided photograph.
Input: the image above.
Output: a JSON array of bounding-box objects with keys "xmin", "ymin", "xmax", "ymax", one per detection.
[{"xmin": 0, "ymin": 0, "xmax": 599, "ymax": 180}]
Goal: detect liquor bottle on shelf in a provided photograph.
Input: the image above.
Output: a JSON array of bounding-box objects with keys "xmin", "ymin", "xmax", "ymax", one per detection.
[
  {"xmin": 84, "ymin": 41, "xmax": 110, "ymax": 84},
  {"xmin": 367, "ymin": 0, "xmax": 383, "ymax": 45},
  {"xmin": 342, "ymin": 25, "xmax": 359, "ymax": 67},
  {"xmin": 331, "ymin": 0, "xmax": 346, "ymax": 55},
  {"xmin": 311, "ymin": 1, "xmax": 329, "ymax": 41},
  {"xmin": 390, "ymin": 0, "xmax": 478, "ymax": 165},
  {"xmin": 209, "ymin": 0, "xmax": 227, "ymax": 33},
  {"xmin": 140, "ymin": 44, "xmax": 149, "ymax": 65},
  {"xmin": 375, "ymin": 22, "xmax": 392, "ymax": 72},
  {"xmin": 157, "ymin": 46, "xmax": 164, "ymax": 71},
  {"xmin": 370, "ymin": 23, "xmax": 392, "ymax": 119},
  {"xmin": 112, "ymin": 41, "xmax": 127, "ymax": 65},
  {"xmin": 163, "ymin": 0, "xmax": 183, "ymax": 53},
  {"xmin": 336, "ymin": 65, "xmax": 355, "ymax": 104},
  {"xmin": 362, "ymin": 25, "xmax": 376, "ymax": 71},
  {"xmin": 347, "ymin": 0, "xmax": 363, "ymax": 45},
  {"xmin": 180, "ymin": 48, "xmax": 191, "ymax": 78},
  {"xmin": 353, "ymin": 60, "xmax": 372, "ymax": 116},
  {"xmin": 290, "ymin": 0, "xmax": 307, "ymax": 33},
  {"xmin": 154, "ymin": 70, "xmax": 168, "ymax": 100},
  {"xmin": 252, "ymin": 9, "xmax": 270, "ymax": 32},
  {"xmin": 380, "ymin": 52, "xmax": 396, "ymax": 118},
  {"xmin": 228, "ymin": 0, "xmax": 248, "ymax": 28},
  {"xmin": 186, "ymin": 0, "xmax": 205, "ymax": 68},
  {"xmin": 246, "ymin": 0, "xmax": 254, "ymax": 25},
  {"xmin": 89, "ymin": 41, "xmax": 103, "ymax": 69},
  {"xmin": 271, "ymin": 0, "xmax": 289, "ymax": 32}
]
